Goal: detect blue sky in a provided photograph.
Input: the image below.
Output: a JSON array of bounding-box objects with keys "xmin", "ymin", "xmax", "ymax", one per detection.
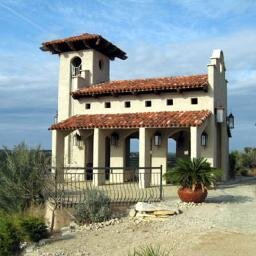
[{"xmin": 0, "ymin": 0, "xmax": 255, "ymax": 150}]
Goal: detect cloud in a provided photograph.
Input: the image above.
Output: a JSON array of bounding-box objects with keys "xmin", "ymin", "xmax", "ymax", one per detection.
[
  {"xmin": 0, "ymin": 1, "xmax": 46, "ymax": 32},
  {"xmin": 178, "ymin": 0, "xmax": 256, "ymax": 18},
  {"xmin": 109, "ymin": 28, "xmax": 256, "ymax": 150},
  {"xmin": 111, "ymin": 29, "xmax": 256, "ymax": 89},
  {"xmin": 0, "ymin": 0, "xmax": 255, "ymax": 150}
]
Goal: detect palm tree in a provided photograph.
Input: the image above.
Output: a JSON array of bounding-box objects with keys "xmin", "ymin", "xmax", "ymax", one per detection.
[{"xmin": 164, "ymin": 157, "xmax": 222, "ymax": 191}]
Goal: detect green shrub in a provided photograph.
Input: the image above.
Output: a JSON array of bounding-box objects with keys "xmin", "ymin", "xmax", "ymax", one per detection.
[
  {"xmin": 20, "ymin": 216, "xmax": 49, "ymax": 242},
  {"xmin": 229, "ymin": 148, "xmax": 256, "ymax": 177},
  {"xmin": 0, "ymin": 213, "xmax": 21, "ymax": 256},
  {"xmin": 74, "ymin": 189, "xmax": 111, "ymax": 224},
  {"xmin": 128, "ymin": 245, "xmax": 170, "ymax": 256},
  {"xmin": 0, "ymin": 143, "xmax": 50, "ymax": 213},
  {"xmin": 164, "ymin": 167, "xmax": 173, "ymax": 184}
]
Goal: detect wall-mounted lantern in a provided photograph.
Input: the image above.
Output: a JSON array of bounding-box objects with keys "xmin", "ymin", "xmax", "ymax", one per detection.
[
  {"xmin": 216, "ymin": 106, "xmax": 225, "ymax": 123},
  {"xmin": 73, "ymin": 132, "xmax": 83, "ymax": 147},
  {"xmin": 154, "ymin": 131, "xmax": 162, "ymax": 147},
  {"xmin": 54, "ymin": 111, "xmax": 58, "ymax": 124},
  {"xmin": 227, "ymin": 113, "xmax": 234, "ymax": 129},
  {"xmin": 110, "ymin": 132, "xmax": 119, "ymax": 146},
  {"xmin": 201, "ymin": 131, "xmax": 208, "ymax": 147}
]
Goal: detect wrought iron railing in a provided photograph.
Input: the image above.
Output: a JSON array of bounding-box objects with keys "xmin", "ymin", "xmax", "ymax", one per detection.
[{"xmin": 47, "ymin": 166, "xmax": 163, "ymax": 207}]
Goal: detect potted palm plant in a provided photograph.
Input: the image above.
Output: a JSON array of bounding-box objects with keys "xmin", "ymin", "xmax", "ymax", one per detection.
[{"xmin": 164, "ymin": 157, "xmax": 222, "ymax": 203}]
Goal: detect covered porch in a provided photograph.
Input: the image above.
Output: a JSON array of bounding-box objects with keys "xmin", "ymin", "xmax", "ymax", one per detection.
[{"xmin": 51, "ymin": 110, "xmax": 212, "ymax": 188}]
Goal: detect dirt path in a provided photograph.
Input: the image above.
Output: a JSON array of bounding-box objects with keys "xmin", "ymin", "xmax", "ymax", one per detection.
[{"xmin": 25, "ymin": 177, "xmax": 256, "ymax": 256}]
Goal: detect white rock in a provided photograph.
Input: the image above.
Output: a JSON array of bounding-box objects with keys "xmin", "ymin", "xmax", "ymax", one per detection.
[
  {"xmin": 20, "ymin": 241, "xmax": 28, "ymax": 250},
  {"xmin": 38, "ymin": 238, "xmax": 52, "ymax": 246},
  {"xmin": 70, "ymin": 221, "xmax": 79, "ymax": 230},
  {"xmin": 61, "ymin": 231, "xmax": 75, "ymax": 240},
  {"xmin": 25, "ymin": 244, "xmax": 36, "ymax": 253},
  {"xmin": 129, "ymin": 208, "xmax": 137, "ymax": 218},
  {"xmin": 135, "ymin": 202, "xmax": 181, "ymax": 214},
  {"xmin": 61, "ymin": 226, "xmax": 70, "ymax": 233}
]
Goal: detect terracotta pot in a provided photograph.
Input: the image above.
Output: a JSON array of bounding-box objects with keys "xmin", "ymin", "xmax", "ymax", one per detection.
[{"xmin": 178, "ymin": 187, "xmax": 208, "ymax": 203}]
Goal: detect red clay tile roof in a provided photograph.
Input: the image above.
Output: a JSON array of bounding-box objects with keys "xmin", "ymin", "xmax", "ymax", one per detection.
[
  {"xmin": 50, "ymin": 110, "xmax": 211, "ymax": 130},
  {"xmin": 72, "ymin": 74, "xmax": 208, "ymax": 99},
  {"xmin": 40, "ymin": 33, "xmax": 127, "ymax": 60}
]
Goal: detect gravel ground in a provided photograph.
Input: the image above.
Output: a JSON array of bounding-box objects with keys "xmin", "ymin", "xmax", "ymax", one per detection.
[{"xmin": 24, "ymin": 177, "xmax": 256, "ymax": 256}]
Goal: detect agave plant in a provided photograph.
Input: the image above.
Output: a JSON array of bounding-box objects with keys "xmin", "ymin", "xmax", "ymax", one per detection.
[{"xmin": 164, "ymin": 157, "xmax": 222, "ymax": 191}]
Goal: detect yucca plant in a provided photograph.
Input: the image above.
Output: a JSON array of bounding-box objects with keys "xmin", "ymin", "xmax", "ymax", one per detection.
[
  {"xmin": 128, "ymin": 245, "xmax": 170, "ymax": 256},
  {"xmin": 74, "ymin": 189, "xmax": 111, "ymax": 224},
  {"xmin": 164, "ymin": 157, "xmax": 222, "ymax": 191}
]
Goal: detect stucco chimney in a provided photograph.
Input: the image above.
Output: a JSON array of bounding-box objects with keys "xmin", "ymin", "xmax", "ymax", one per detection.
[{"xmin": 209, "ymin": 49, "xmax": 226, "ymax": 76}]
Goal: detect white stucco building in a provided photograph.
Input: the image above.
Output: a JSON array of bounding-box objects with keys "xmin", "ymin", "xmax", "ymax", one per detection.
[{"xmin": 41, "ymin": 33, "xmax": 233, "ymax": 188}]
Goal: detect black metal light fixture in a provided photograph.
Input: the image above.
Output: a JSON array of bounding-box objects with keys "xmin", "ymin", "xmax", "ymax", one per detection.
[
  {"xmin": 201, "ymin": 131, "xmax": 208, "ymax": 147},
  {"xmin": 154, "ymin": 131, "xmax": 162, "ymax": 147},
  {"xmin": 54, "ymin": 111, "xmax": 58, "ymax": 124},
  {"xmin": 216, "ymin": 106, "xmax": 225, "ymax": 123},
  {"xmin": 73, "ymin": 133, "xmax": 83, "ymax": 147},
  {"xmin": 110, "ymin": 132, "xmax": 119, "ymax": 146},
  {"xmin": 227, "ymin": 113, "xmax": 234, "ymax": 129}
]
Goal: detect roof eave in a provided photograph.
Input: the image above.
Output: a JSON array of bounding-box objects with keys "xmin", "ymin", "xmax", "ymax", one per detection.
[
  {"xmin": 49, "ymin": 110, "xmax": 211, "ymax": 130},
  {"xmin": 40, "ymin": 35, "xmax": 127, "ymax": 60},
  {"xmin": 71, "ymin": 85, "xmax": 208, "ymax": 99}
]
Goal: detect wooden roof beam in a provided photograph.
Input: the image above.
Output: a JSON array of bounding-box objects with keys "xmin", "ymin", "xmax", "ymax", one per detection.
[
  {"xmin": 51, "ymin": 44, "xmax": 62, "ymax": 53},
  {"xmin": 98, "ymin": 38, "xmax": 111, "ymax": 49},
  {"xmin": 66, "ymin": 41, "xmax": 77, "ymax": 51},
  {"xmin": 96, "ymin": 37, "xmax": 101, "ymax": 45},
  {"xmin": 82, "ymin": 40, "xmax": 91, "ymax": 49},
  {"xmin": 106, "ymin": 46, "xmax": 118, "ymax": 54}
]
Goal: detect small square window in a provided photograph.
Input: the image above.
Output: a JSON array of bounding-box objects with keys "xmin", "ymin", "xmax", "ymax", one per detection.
[
  {"xmin": 125, "ymin": 101, "xmax": 131, "ymax": 108},
  {"xmin": 167, "ymin": 99, "xmax": 173, "ymax": 106},
  {"xmin": 145, "ymin": 100, "xmax": 152, "ymax": 107},
  {"xmin": 85, "ymin": 103, "xmax": 91, "ymax": 109},
  {"xmin": 191, "ymin": 98, "xmax": 198, "ymax": 105},
  {"xmin": 105, "ymin": 102, "xmax": 111, "ymax": 108}
]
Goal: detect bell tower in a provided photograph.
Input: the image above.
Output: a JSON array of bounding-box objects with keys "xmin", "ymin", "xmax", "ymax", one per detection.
[{"xmin": 40, "ymin": 33, "xmax": 127, "ymax": 121}]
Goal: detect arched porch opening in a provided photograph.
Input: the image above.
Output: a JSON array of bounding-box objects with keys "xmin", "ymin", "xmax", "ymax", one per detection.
[
  {"xmin": 105, "ymin": 136, "xmax": 111, "ymax": 180},
  {"xmin": 85, "ymin": 134, "xmax": 93, "ymax": 180},
  {"xmin": 125, "ymin": 131, "xmax": 139, "ymax": 182},
  {"xmin": 167, "ymin": 137, "xmax": 177, "ymax": 169},
  {"xmin": 125, "ymin": 132, "xmax": 139, "ymax": 169},
  {"xmin": 167, "ymin": 129, "xmax": 190, "ymax": 168}
]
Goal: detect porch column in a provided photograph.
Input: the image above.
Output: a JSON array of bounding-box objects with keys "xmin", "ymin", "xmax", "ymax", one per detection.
[
  {"xmin": 52, "ymin": 130, "xmax": 66, "ymax": 181},
  {"xmin": 93, "ymin": 128, "xmax": 105, "ymax": 186},
  {"xmin": 190, "ymin": 126, "xmax": 200, "ymax": 159},
  {"xmin": 139, "ymin": 127, "xmax": 151, "ymax": 188},
  {"xmin": 110, "ymin": 134, "xmax": 125, "ymax": 183},
  {"xmin": 151, "ymin": 132, "xmax": 168, "ymax": 185}
]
